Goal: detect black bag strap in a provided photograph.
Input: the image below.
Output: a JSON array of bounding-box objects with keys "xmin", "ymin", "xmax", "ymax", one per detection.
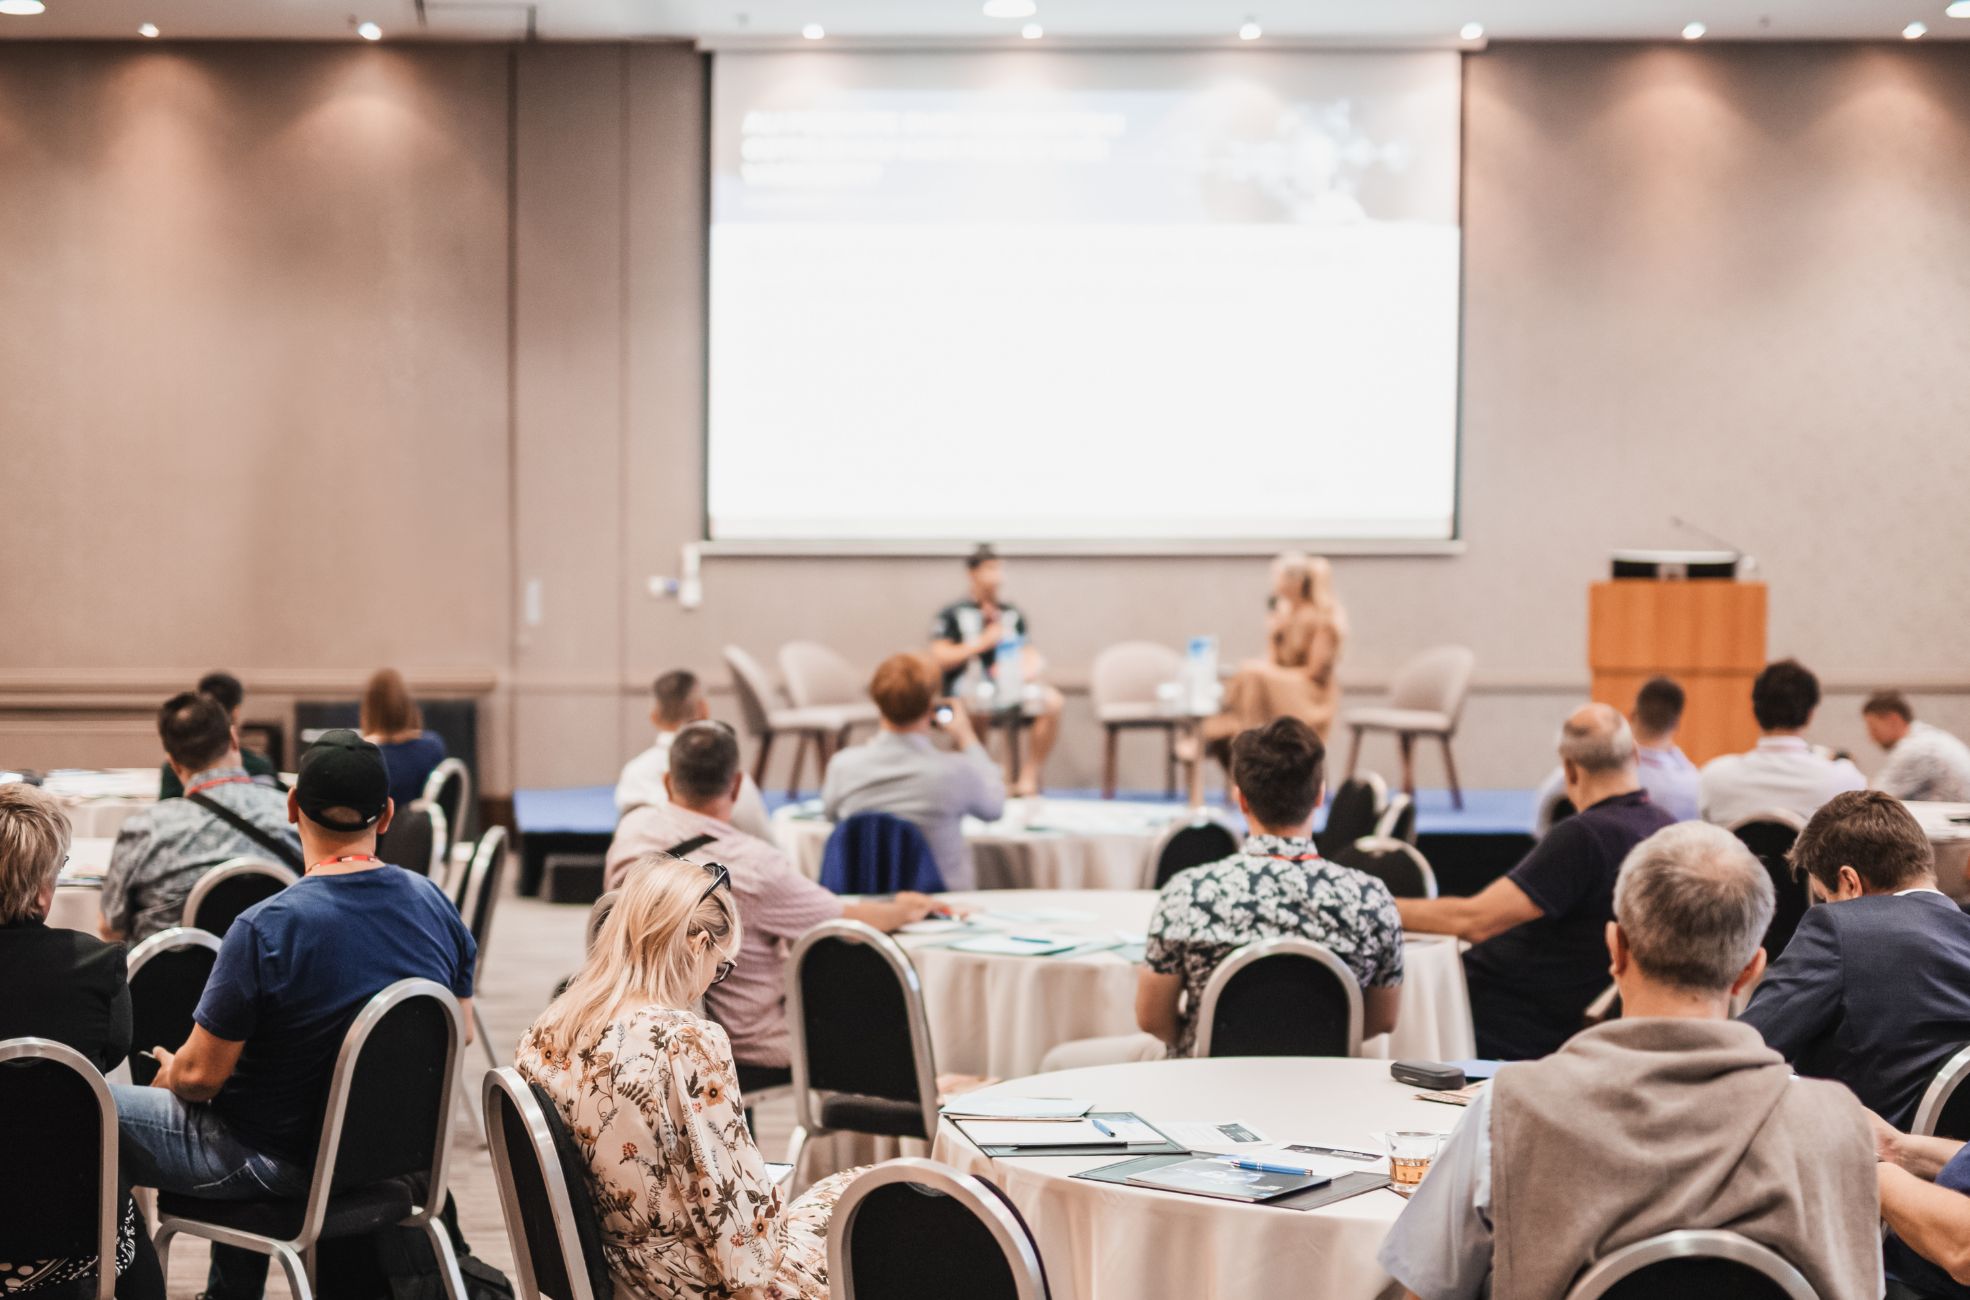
[
  {"xmin": 187, "ymin": 791, "xmax": 305, "ymax": 872},
  {"xmin": 665, "ymin": 833, "xmax": 717, "ymax": 860}
]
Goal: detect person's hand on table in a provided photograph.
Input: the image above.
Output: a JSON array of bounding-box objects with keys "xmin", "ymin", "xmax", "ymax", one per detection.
[{"xmin": 893, "ymin": 891, "xmax": 938, "ymax": 923}]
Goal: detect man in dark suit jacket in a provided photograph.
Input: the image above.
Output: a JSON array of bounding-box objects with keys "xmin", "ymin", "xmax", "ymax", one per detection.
[{"xmin": 1740, "ymin": 789, "xmax": 1970, "ymax": 1128}]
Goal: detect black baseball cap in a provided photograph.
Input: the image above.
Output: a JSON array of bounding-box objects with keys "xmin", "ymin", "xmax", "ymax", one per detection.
[{"xmin": 296, "ymin": 729, "xmax": 391, "ymax": 832}]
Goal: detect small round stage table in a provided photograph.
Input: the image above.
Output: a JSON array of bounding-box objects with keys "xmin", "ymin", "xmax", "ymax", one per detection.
[
  {"xmin": 774, "ymin": 798, "xmax": 1207, "ymax": 892},
  {"xmin": 933, "ymin": 1057, "xmax": 1459, "ymax": 1300},
  {"xmin": 900, "ymin": 891, "xmax": 1475, "ymax": 1078}
]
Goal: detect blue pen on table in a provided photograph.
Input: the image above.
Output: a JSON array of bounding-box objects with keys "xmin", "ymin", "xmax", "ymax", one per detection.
[
  {"xmin": 1007, "ymin": 934, "xmax": 1061, "ymax": 944},
  {"xmin": 1090, "ymin": 1118, "xmax": 1116, "ymax": 1137},
  {"xmin": 1219, "ymin": 1158, "xmax": 1317, "ymax": 1177}
]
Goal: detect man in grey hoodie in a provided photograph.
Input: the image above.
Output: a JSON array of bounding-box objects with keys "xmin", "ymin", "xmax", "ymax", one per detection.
[{"xmin": 1380, "ymin": 821, "xmax": 1881, "ymax": 1300}]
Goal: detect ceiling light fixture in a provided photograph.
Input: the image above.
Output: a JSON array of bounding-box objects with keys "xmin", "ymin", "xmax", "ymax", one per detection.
[
  {"xmin": 0, "ymin": 1, "xmax": 47, "ymax": 15},
  {"xmin": 1238, "ymin": 18, "xmax": 1262, "ymax": 40},
  {"xmin": 138, "ymin": 21, "xmax": 159, "ymax": 36},
  {"xmin": 356, "ymin": 20, "xmax": 382, "ymax": 39},
  {"xmin": 1903, "ymin": 19, "xmax": 1928, "ymax": 35},
  {"xmin": 982, "ymin": 0, "xmax": 1037, "ymax": 17},
  {"xmin": 1947, "ymin": 1, "xmax": 1970, "ymax": 17},
  {"xmin": 1681, "ymin": 20, "xmax": 1706, "ymax": 39},
  {"xmin": 1021, "ymin": 21, "xmax": 1043, "ymax": 39},
  {"xmin": 801, "ymin": 21, "xmax": 824, "ymax": 39},
  {"xmin": 1460, "ymin": 21, "xmax": 1484, "ymax": 40}
]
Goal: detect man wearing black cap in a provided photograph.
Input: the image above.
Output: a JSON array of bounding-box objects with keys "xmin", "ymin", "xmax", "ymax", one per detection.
[{"xmin": 109, "ymin": 730, "xmax": 478, "ymax": 1300}]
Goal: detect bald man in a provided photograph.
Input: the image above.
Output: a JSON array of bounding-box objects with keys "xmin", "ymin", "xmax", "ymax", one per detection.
[{"xmin": 1400, "ymin": 704, "xmax": 1676, "ymax": 1059}]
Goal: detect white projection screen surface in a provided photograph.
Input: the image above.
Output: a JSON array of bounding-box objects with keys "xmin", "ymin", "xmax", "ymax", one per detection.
[{"xmin": 707, "ymin": 50, "xmax": 1463, "ymax": 545}]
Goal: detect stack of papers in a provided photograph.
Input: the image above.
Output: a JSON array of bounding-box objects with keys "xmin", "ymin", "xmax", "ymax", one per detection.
[
  {"xmin": 942, "ymin": 1096, "xmax": 1095, "ymax": 1120},
  {"xmin": 948, "ymin": 934, "xmax": 1082, "ymax": 957},
  {"xmin": 954, "ymin": 1114, "xmax": 1166, "ymax": 1149}
]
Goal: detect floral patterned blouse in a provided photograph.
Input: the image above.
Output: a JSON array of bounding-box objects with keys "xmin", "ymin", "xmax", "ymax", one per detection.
[{"xmin": 517, "ymin": 1003, "xmax": 853, "ymax": 1300}]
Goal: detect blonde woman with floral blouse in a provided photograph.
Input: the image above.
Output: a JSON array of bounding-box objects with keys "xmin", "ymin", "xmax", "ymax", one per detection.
[{"xmin": 518, "ymin": 853, "xmax": 861, "ymax": 1300}]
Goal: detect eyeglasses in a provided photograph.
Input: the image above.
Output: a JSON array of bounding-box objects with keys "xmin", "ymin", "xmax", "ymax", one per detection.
[{"xmin": 710, "ymin": 959, "xmax": 735, "ymax": 985}]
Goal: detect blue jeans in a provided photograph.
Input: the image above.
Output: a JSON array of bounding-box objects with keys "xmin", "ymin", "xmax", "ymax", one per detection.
[{"xmin": 109, "ymin": 1085, "xmax": 309, "ymax": 1300}]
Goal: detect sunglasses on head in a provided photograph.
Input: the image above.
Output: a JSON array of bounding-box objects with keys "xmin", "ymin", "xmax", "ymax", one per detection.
[{"xmin": 700, "ymin": 863, "xmax": 735, "ymax": 985}]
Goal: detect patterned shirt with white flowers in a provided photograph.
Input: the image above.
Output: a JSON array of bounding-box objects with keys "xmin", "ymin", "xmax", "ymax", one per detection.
[{"xmin": 1145, "ymin": 833, "xmax": 1405, "ymax": 1058}]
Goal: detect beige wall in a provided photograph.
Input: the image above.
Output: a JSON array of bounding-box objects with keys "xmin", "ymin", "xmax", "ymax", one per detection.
[{"xmin": 4, "ymin": 42, "xmax": 1968, "ymax": 794}]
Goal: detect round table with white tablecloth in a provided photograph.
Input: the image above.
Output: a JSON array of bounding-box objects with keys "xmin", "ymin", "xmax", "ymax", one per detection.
[
  {"xmin": 932, "ymin": 1057, "xmax": 1461, "ymax": 1300},
  {"xmin": 46, "ymin": 835, "xmax": 117, "ymax": 934},
  {"xmin": 40, "ymin": 768, "xmax": 162, "ymax": 839},
  {"xmin": 774, "ymin": 797, "xmax": 1214, "ymax": 892},
  {"xmin": 1905, "ymin": 801, "xmax": 1970, "ymax": 904},
  {"xmin": 901, "ymin": 891, "xmax": 1474, "ymax": 1078}
]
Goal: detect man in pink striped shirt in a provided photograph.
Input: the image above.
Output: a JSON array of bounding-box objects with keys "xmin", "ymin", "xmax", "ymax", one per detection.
[{"xmin": 606, "ymin": 721, "xmax": 933, "ymax": 1088}]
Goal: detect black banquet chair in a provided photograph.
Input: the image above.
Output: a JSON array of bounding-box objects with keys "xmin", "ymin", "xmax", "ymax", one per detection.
[
  {"xmin": 1563, "ymin": 1229, "xmax": 1818, "ymax": 1300},
  {"xmin": 1315, "ymin": 773, "xmax": 1387, "ymax": 858},
  {"xmin": 421, "ymin": 757, "xmax": 474, "ymax": 863},
  {"xmin": 1727, "ymin": 811, "xmax": 1810, "ymax": 960},
  {"xmin": 827, "ymin": 1158, "xmax": 1050, "ymax": 1300},
  {"xmin": 126, "ymin": 926, "xmax": 224, "ymax": 1086},
  {"xmin": 182, "ymin": 858, "xmax": 297, "ymax": 938},
  {"xmin": 153, "ymin": 979, "xmax": 469, "ymax": 1300},
  {"xmin": 1328, "ymin": 836, "xmax": 1438, "ymax": 900},
  {"xmin": 379, "ymin": 801, "xmax": 449, "ymax": 880},
  {"xmin": 483, "ymin": 1067, "xmax": 613, "ymax": 1300},
  {"xmin": 1145, "ymin": 814, "xmax": 1240, "ymax": 890},
  {"xmin": 1913, "ymin": 1044, "xmax": 1970, "ymax": 1140},
  {"xmin": 1193, "ymin": 937, "xmax": 1364, "ymax": 1058},
  {"xmin": 787, "ymin": 920, "xmax": 941, "ymax": 1171},
  {"xmin": 0, "ymin": 1038, "xmax": 120, "ymax": 1300}
]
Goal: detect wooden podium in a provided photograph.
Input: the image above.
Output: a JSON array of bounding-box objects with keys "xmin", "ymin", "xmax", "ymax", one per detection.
[{"xmin": 1588, "ymin": 580, "xmax": 1767, "ymax": 766}]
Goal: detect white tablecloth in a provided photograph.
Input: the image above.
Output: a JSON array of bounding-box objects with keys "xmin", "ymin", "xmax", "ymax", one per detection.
[
  {"xmin": 933, "ymin": 1057, "xmax": 1460, "ymax": 1300},
  {"xmin": 40, "ymin": 768, "xmax": 160, "ymax": 839},
  {"xmin": 775, "ymin": 798, "xmax": 1210, "ymax": 892},
  {"xmin": 1906, "ymin": 801, "xmax": 1970, "ymax": 903},
  {"xmin": 46, "ymin": 835, "xmax": 116, "ymax": 934},
  {"xmin": 902, "ymin": 891, "xmax": 1473, "ymax": 1078}
]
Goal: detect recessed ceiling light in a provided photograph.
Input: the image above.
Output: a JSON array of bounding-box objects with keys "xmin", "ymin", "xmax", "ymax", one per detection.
[
  {"xmin": 356, "ymin": 20, "xmax": 382, "ymax": 39},
  {"xmin": 982, "ymin": 0, "xmax": 1037, "ymax": 17},
  {"xmin": 801, "ymin": 21, "xmax": 824, "ymax": 39},
  {"xmin": 138, "ymin": 21, "xmax": 159, "ymax": 37},
  {"xmin": 1681, "ymin": 20, "xmax": 1707, "ymax": 39},
  {"xmin": 0, "ymin": 1, "xmax": 47, "ymax": 15},
  {"xmin": 1903, "ymin": 19, "xmax": 1928, "ymax": 36},
  {"xmin": 1021, "ymin": 21, "xmax": 1043, "ymax": 39},
  {"xmin": 1238, "ymin": 19, "xmax": 1262, "ymax": 40},
  {"xmin": 1947, "ymin": 0, "xmax": 1970, "ymax": 16},
  {"xmin": 1460, "ymin": 21, "xmax": 1484, "ymax": 40}
]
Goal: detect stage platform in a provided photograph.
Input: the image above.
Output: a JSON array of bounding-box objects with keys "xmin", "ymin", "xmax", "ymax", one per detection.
[{"xmin": 511, "ymin": 784, "xmax": 1538, "ymax": 899}]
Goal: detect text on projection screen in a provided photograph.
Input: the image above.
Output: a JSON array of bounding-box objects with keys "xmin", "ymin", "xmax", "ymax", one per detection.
[{"xmin": 707, "ymin": 50, "xmax": 1462, "ymax": 544}]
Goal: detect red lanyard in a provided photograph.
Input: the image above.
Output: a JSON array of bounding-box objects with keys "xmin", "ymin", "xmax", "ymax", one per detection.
[
  {"xmin": 1259, "ymin": 852, "xmax": 1322, "ymax": 864},
  {"xmin": 311, "ymin": 853, "xmax": 382, "ymax": 873},
  {"xmin": 185, "ymin": 774, "xmax": 252, "ymax": 797}
]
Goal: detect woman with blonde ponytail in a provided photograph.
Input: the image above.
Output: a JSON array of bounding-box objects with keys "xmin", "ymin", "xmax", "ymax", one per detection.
[
  {"xmin": 1204, "ymin": 552, "xmax": 1349, "ymax": 753},
  {"xmin": 518, "ymin": 853, "xmax": 862, "ymax": 1299}
]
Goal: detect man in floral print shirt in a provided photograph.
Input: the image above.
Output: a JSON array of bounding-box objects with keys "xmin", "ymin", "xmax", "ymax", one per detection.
[{"xmin": 1141, "ymin": 717, "xmax": 1404, "ymax": 1057}]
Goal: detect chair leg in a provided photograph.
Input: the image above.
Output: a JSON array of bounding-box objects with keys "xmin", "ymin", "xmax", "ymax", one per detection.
[
  {"xmin": 474, "ymin": 1004, "xmax": 498, "ymax": 1072},
  {"xmin": 1440, "ymin": 735, "xmax": 1464, "ymax": 810},
  {"xmin": 422, "ymin": 1217, "xmax": 470, "ymax": 1300},
  {"xmin": 1102, "ymin": 725, "xmax": 1119, "ymax": 800},
  {"xmin": 1345, "ymin": 725, "xmax": 1363, "ymax": 780},
  {"xmin": 786, "ymin": 734, "xmax": 809, "ymax": 800},
  {"xmin": 1398, "ymin": 733, "xmax": 1416, "ymax": 798},
  {"xmin": 275, "ymin": 1244, "xmax": 314, "ymax": 1300},
  {"xmin": 1164, "ymin": 726, "xmax": 1179, "ymax": 799},
  {"xmin": 753, "ymin": 730, "xmax": 776, "ymax": 786},
  {"xmin": 150, "ymin": 1224, "xmax": 176, "ymax": 1294}
]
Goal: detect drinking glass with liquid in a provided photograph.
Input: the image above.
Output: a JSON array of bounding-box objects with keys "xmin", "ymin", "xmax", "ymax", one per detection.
[{"xmin": 1386, "ymin": 1130, "xmax": 1447, "ymax": 1193}]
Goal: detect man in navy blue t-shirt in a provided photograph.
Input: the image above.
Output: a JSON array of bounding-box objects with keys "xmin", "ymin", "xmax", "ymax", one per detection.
[
  {"xmin": 1396, "ymin": 703, "xmax": 1676, "ymax": 1059},
  {"xmin": 111, "ymin": 729, "xmax": 477, "ymax": 1300}
]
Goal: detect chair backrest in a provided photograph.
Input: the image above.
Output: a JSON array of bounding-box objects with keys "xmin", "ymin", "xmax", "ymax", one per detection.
[
  {"xmin": 421, "ymin": 757, "xmax": 473, "ymax": 848},
  {"xmin": 585, "ymin": 891, "xmax": 617, "ymax": 956},
  {"xmin": 1089, "ymin": 642, "xmax": 1183, "ymax": 712},
  {"xmin": 459, "ymin": 825, "xmax": 510, "ymax": 976},
  {"xmin": 1330, "ymin": 836, "xmax": 1438, "ymax": 900},
  {"xmin": 1913, "ymin": 1043, "xmax": 1970, "ymax": 1140},
  {"xmin": 482, "ymin": 1068, "xmax": 610, "ymax": 1300},
  {"xmin": 820, "ymin": 812, "xmax": 947, "ymax": 896},
  {"xmin": 788, "ymin": 921, "xmax": 940, "ymax": 1141},
  {"xmin": 1389, "ymin": 645, "xmax": 1476, "ymax": 720},
  {"xmin": 1146, "ymin": 816, "xmax": 1241, "ymax": 890},
  {"xmin": 723, "ymin": 645, "xmax": 780, "ymax": 737},
  {"xmin": 295, "ymin": 979, "xmax": 463, "ymax": 1245},
  {"xmin": 379, "ymin": 801, "xmax": 447, "ymax": 879},
  {"xmin": 1376, "ymin": 792, "xmax": 1418, "ymax": 844},
  {"xmin": 779, "ymin": 640, "xmax": 865, "ymax": 709},
  {"xmin": 1563, "ymin": 1229, "xmax": 1819, "ymax": 1300},
  {"xmin": 182, "ymin": 857, "xmax": 298, "ymax": 938},
  {"xmin": 828, "ymin": 1159, "xmax": 1050, "ymax": 1300},
  {"xmin": 1194, "ymin": 937, "xmax": 1364, "ymax": 1058},
  {"xmin": 0, "ymin": 1038, "xmax": 118, "ymax": 1295},
  {"xmin": 1316, "ymin": 774, "xmax": 1387, "ymax": 856},
  {"xmin": 125, "ymin": 927, "xmax": 224, "ymax": 1086},
  {"xmin": 1727, "ymin": 811, "xmax": 1809, "ymax": 960}
]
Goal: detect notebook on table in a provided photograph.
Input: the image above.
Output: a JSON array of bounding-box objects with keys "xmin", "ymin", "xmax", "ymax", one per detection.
[
  {"xmin": 954, "ymin": 1113, "xmax": 1184, "ymax": 1158},
  {"xmin": 1075, "ymin": 1154, "xmax": 1391, "ymax": 1211},
  {"xmin": 1123, "ymin": 1157, "xmax": 1331, "ymax": 1203}
]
